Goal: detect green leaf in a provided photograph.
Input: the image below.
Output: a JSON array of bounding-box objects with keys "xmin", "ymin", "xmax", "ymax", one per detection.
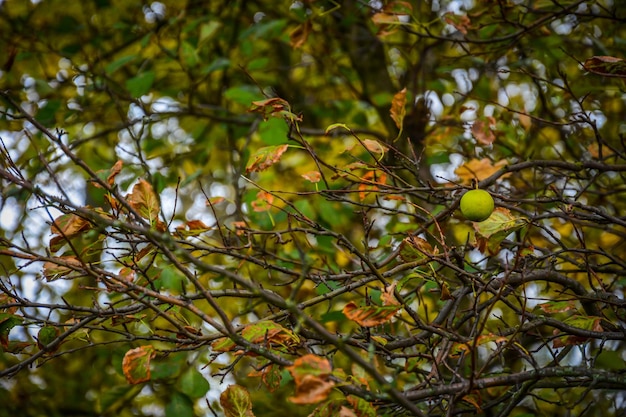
[
  {"xmin": 180, "ymin": 41, "xmax": 199, "ymax": 68},
  {"xmin": 220, "ymin": 385, "xmax": 255, "ymax": 417},
  {"xmin": 35, "ymin": 99, "xmax": 62, "ymax": 125},
  {"xmin": 199, "ymin": 21, "xmax": 222, "ymax": 45},
  {"xmin": 0, "ymin": 313, "xmax": 23, "ymax": 348},
  {"xmin": 165, "ymin": 392, "xmax": 194, "ymax": 417},
  {"xmin": 160, "ymin": 265, "xmax": 186, "ymax": 292},
  {"xmin": 258, "ymin": 117, "xmax": 289, "ymax": 145},
  {"xmin": 126, "ymin": 71, "xmax": 156, "ymax": 98},
  {"xmin": 180, "ymin": 368, "xmax": 210, "ymax": 399},
  {"xmin": 202, "ymin": 57, "xmax": 230, "ymax": 74},
  {"xmin": 224, "ymin": 85, "xmax": 262, "ymax": 106},
  {"xmin": 105, "ymin": 55, "xmax": 136, "ymax": 75},
  {"xmin": 98, "ymin": 385, "xmax": 143, "ymax": 414}
]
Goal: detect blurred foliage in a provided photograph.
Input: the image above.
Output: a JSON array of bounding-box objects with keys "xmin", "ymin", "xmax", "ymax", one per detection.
[{"xmin": 1, "ymin": 1, "xmax": 626, "ymax": 416}]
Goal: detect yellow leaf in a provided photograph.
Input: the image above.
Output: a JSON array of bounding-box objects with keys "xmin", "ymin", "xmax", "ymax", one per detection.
[
  {"xmin": 390, "ymin": 88, "xmax": 407, "ymax": 131},
  {"xmin": 455, "ymin": 158, "xmax": 508, "ymax": 183}
]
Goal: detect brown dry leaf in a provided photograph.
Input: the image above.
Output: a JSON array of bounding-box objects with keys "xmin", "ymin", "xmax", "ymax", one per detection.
[
  {"xmin": 51, "ymin": 213, "xmax": 91, "ymax": 237},
  {"xmin": 290, "ymin": 20, "xmax": 311, "ymax": 49},
  {"xmin": 128, "ymin": 179, "xmax": 160, "ymax": 223},
  {"xmin": 122, "ymin": 345, "xmax": 155, "ymax": 385},
  {"xmin": 390, "ymin": 88, "xmax": 407, "ymax": 130},
  {"xmin": 583, "ymin": 55, "xmax": 626, "ymax": 78},
  {"xmin": 455, "ymin": 158, "xmax": 508, "ymax": 183},
  {"xmin": 471, "ymin": 117, "xmax": 496, "ymax": 145},
  {"xmin": 288, "ymin": 374, "xmax": 335, "ymax": 405},
  {"xmin": 107, "ymin": 160, "xmax": 123, "ymax": 186},
  {"xmin": 43, "ymin": 256, "xmax": 84, "ymax": 281}
]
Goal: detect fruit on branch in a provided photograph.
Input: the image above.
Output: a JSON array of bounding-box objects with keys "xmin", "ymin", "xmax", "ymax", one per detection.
[{"xmin": 460, "ymin": 189, "xmax": 495, "ymax": 222}]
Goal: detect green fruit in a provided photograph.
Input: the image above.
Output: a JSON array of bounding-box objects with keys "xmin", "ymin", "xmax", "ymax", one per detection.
[{"xmin": 460, "ymin": 189, "xmax": 494, "ymax": 222}]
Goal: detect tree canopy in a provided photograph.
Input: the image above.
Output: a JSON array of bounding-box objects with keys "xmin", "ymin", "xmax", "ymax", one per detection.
[{"xmin": 2, "ymin": 1, "xmax": 626, "ymax": 416}]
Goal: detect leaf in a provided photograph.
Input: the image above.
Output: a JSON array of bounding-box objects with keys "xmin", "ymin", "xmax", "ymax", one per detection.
[
  {"xmin": 287, "ymin": 354, "xmax": 332, "ymax": 386},
  {"xmin": 290, "ymin": 20, "xmax": 311, "ymax": 49},
  {"xmin": 583, "ymin": 56, "xmax": 626, "ymax": 78},
  {"xmin": 128, "ymin": 179, "xmax": 160, "ymax": 224},
  {"xmin": 43, "ymin": 256, "xmax": 84, "ymax": 281},
  {"xmin": 220, "ymin": 385, "xmax": 255, "ymax": 417},
  {"xmin": 535, "ymin": 300, "xmax": 579, "ymax": 315},
  {"xmin": 443, "ymin": 12, "xmax": 472, "ymax": 35},
  {"xmin": 471, "ymin": 117, "xmax": 496, "ymax": 145},
  {"xmin": 390, "ymin": 88, "xmax": 407, "ymax": 131},
  {"xmin": 450, "ymin": 334, "xmax": 508, "ymax": 357},
  {"xmin": 179, "ymin": 368, "xmax": 210, "ymax": 399},
  {"xmin": 251, "ymin": 191, "xmax": 274, "ymax": 212},
  {"xmin": 175, "ymin": 219, "xmax": 212, "ymax": 238},
  {"xmin": 302, "ymin": 171, "xmax": 322, "ymax": 183},
  {"xmin": 248, "ymin": 363, "xmax": 283, "ymax": 392},
  {"xmin": 455, "ymin": 158, "xmax": 509, "ymax": 183},
  {"xmin": 248, "ymin": 97, "xmax": 301, "ymax": 121},
  {"xmin": 122, "ymin": 345, "xmax": 156, "ymax": 385},
  {"xmin": 325, "ymin": 123, "xmax": 351, "ymax": 134},
  {"xmin": 398, "ymin": 235, "xmax": 438, "ymax": 262},
  {"xmin": 381, "ymin": 282, "xmax": 400, "ymax": 306},
  {"xmin": 346, "ymin": 395, "xmax": 378, "ymax": 417},
  {"xmin": 245, "ymin": 144, "xmax": 289, "ymax": 173},
  {"xmin": 126, "ymin": 70, "xmax": 156, "ymax": 97},
  {"xmin": 211, "ymin": 320, "xmax": 300, "ymax": 354},
  {"xmin": 462, "ymin": 391, "xmax": 483, "ymax": 413},
  {"xmin": 552, "ymin": 315, "xmax": 604, "ymax": 348},
  {"xmin": 37, "ymin": 325, "xmax": 60, "ymax": 351},
  {"xmin": 165, "ymin": 392, "xmax": 194, "ymax": 417},
  {"xmin": 51, "ymin": 212, "xmax": 92, "ymax": 239},
  {"xmin": 288, "ymin": 374, "xmax": 335, "ymax": 405},
  {"xmin": 361, "ymin": 139, "xmax": 388, "ymax": 155},
  {"xmin": 343, "ymin": 301, "xmax": 401, "ymax": 327},
  {"xmin": 473, "ymin": 208, "xmax": 526, "ymax": 254},
  {"xmin": 0, "ymin": 313, "xmax": 23, "ymax": 348},
  {"xmin": 286, "ymin": 354, "xmax": 335, "ymax": 405}
]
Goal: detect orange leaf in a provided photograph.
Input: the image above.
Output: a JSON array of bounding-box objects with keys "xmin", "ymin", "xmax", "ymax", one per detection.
[
  {"xmin": 128, "ymin": 179, "xmax": 160, "ymax": 223},
  {"xmin": 381, "ymin": 282, "xmax": 400, "ymax": 306},
  {"xmin": 107, "ymin": 160, "xmax": 123, "ymax": 186},
  {"xmin": 390, "ymin": 88, "xmax": 407, "ymax": 130},
  {"xmin": 287, "ymin": 354, "xmax": 332, "ymax": 386},
  {"xmin": 220, "ymin": 385, "xmax": 255, "ymax": 417},
  {"xmin": 343, "ymin": 301, "xmax": 400, "ymax": 327},
  {"xmin": 251, "ymin": 191, "xmax": 274, "ymax": 212},
  {"xmin": 288, "ymin": 375, "xmax": 335, "ymax": 405},
  {"xmin": 443, "ymin": 12, "xmax": 471, "ymax": 35},
  {"xmin": 51, "ymin": 212, "xmax": 92, "ymax": 237},
  {"xmin": 302, "ymin": 171, "xmax": 322, "ymax": 183},
  {"xmin": 122, "ymin": 345, "xmax": 155, "ymax": 385},
  {"xmin": 455, "ymin": 158, "xmax": 508, "ymax": 183},
  {"xmin": 175, "ymin": 219, "xmax": 212, "ymax": 237},
  {"xmin": 245, "ymin": 144, "xmax": 288, "ymax": 173}
]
